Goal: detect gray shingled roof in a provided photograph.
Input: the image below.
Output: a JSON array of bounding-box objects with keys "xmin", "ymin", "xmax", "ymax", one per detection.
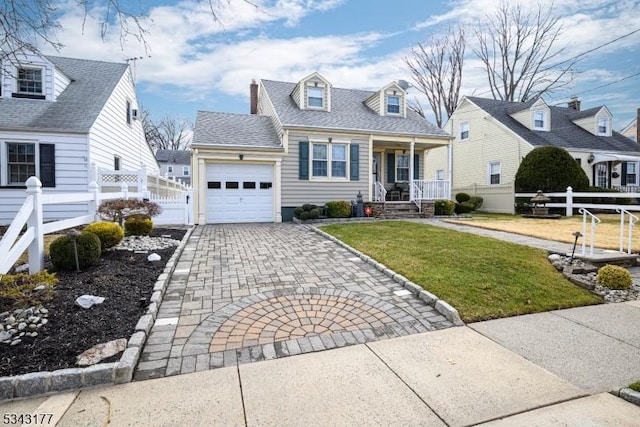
[
  {"xmin": 467, "ymin": 97, "xmax": 640, "ymax": 153},
  {"xmin": 0, "ymin": 56, "xmax": 128, "ymax": 133},
  {"xmin": 262, "ymin": 80, "xmax": 450, "ymax": 138},
  {"xmin": 192, "ymin": 111, "xmax": 282, "ymax": 149},
  {"xmin": 155, "ymin": 149, "xmax": 192, "ymax": 164}
]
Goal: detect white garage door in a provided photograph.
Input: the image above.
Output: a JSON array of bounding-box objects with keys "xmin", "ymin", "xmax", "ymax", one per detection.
[{"xmin": 206, "ymin": 163, "xmax": 274, "ymax": 223}]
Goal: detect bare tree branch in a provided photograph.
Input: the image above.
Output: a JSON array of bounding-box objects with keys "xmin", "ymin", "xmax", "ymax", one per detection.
[
  {"xmin": 405, "ymin": 27, "xmax": 465, "ymax": 127},
  {"xmin": 473, "ymin": 1, "xmax": 575, "ymax": 102},
  {"xmin": 141, "ymin": 108, "xmax": 193, "ymax": 152}
]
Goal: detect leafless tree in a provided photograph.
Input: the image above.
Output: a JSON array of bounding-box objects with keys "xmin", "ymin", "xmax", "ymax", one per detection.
[
  {"xmin": 405, "ymin": 27, "xmax": 465, "ymax": 127},
  {"xmin": 1, "ymin": 1, "xmax": 260, "ymax": 61},
  {"xmin": 142, "ymin": 109, "xmax": 193, "ymax": 152},
  {"xmin": 474, "ymin": 1, "xmax": 574, "ymax": 102}
]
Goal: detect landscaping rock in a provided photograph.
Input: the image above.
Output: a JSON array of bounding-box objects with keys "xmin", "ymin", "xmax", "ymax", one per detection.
[
  {"xmin": 76, "ymin": 338, "xmax": 127, "ymax": 366},
  {"xmin": 147, "ymin": 253, "xmax": 161, "ymax": 262},
  {"xmin": 75, "ymin": 295, "xmax": 105, "ymax": 309}
]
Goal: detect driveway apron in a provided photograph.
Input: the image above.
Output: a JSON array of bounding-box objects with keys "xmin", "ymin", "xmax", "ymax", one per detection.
[{"xmin": 135, "ymin": 223, "xmax": 453, "ymax": 380}]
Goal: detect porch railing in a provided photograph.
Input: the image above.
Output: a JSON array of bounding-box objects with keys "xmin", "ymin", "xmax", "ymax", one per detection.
[
  {"xmin": 374, "ymin": 182, "xmax": 387, "ymax": 202},
  {"xmin": 412, "ymin": 180, "xmax": 450, "ymax": 200}
]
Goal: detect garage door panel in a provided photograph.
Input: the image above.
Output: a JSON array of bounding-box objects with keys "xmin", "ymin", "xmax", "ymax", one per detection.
[{"xmin": 206, "ymin": 163, "xmax": 274, "ymax": 223}]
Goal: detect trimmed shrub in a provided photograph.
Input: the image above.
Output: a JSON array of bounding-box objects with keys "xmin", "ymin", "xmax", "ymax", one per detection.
[
  {"xmin": 455, "ymin": 201, "xmax": 475, "ymax": 214},
  {"xmin": 125, "ymin": 215, "xmax": 153, "ymax": 236},
  {"xmin": 49, "ymin": 231, "xmax": 101, "ymax": 271},
  {"xmin": 469, "ymin": 195, "xmax": 484, "ymax": 210},
  {"xmin": 455, "ymin": 192, "xmax": 471, "ymax": 203},
  {"xmin": 97, "ymin": 199, "xmax": 162, "ymax": 225},
  {"xmin": 596, "ymin": 265, "xmax": 632, "ymax": 290},
  {"xmin": 515, "ymin": 146, "xmax": 589, "ymax": 192},
  {"xmin": 294, "ymin": 207, "xmax": 304, "ymax": 218},
  {"xmin": 309, "ymin": 208, "xmax": 320, "ymax": 219},
  {"xmin": 84, "ymin": 222, "xmax": 124, "ymax": 250},
  {"xmin": 325, "ymin": 201, "xmax": 352, "ymax": 218},
  {"xmin": 434, "ymin": 199, "xmax": 456, "ymax": 215},
  {"xmin": 299, "ymin": 211, "xmax": 311, "ymax": 221},
  {"xmin": 302, "ymin": 204, "xmax": 315, "ymax": 212}
]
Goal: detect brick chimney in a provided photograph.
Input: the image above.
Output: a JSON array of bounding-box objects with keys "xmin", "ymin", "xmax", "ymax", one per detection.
[
  {"xmin": 568, "ymin": 96, "xmax": 581, "ymax": 111},
  {"xmin": 250, "ymin": 79, "xmax": 258, "ymax": 115}
]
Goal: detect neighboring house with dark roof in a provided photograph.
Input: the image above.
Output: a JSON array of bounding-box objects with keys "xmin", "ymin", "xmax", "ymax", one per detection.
[
  {"xmin": 192, "ymin": 72, "xmax": 452, "ymax": 223},
  {"xmin": 0, "ymin": 53, "xmax": 159, "ymax": 224},
  {"xmin": 620, "ymin": 110, "xmax": 638, "ymax": 142},
  {"xmin": 156, "ymin": 149, "xmax": 192, "ymax": 185},
  {"xmin": 425, "ymin": 96, "xmax": 640, "ymax": 213}
]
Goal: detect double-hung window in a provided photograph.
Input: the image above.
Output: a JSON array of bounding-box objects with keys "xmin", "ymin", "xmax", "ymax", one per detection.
[
  {"xmin": 533, "ymin": 111, "xmax": 546, "ymax": 129},
  {"xmin": 308, "ymin": 87, "xmax": 324, "ymax": 108},
  {"xmin": 17, "ymin": 68, "xmax": 43, "ymax": 95},
  {"xmin": 7, "ymin": 143, "xmax": 36, "ymax": 184},
  {"xmin": 183, "ymin": 166, "xmax": 190, "ymax": 176},
  {"xmin": 459, "ymin": 122, "xmax": 469, "ymax": 140},
  {"xmin": 396, "ymin": 154, "xmax": 409, "ymax": 182},
  {"xmin": 311, "ymin": 142, "xmax": 348, "ymax": 179},
  {"xmin": 387, "ymin": 96, "xmax": 400, "ymax": 114},
  {"xmin": 489, "ymin": 162, "xmax": 501, "ymax": 185},
  {"xmin": 598, "ymin": 118, "xmax": 609, "ymax": 135},
  {"xmin": 167, "ymin": 165, "xmax": 174, "ymax": 174},
  {"xmin": 626, "ymin": 162, "xmax": 638, "ymax": 186}
]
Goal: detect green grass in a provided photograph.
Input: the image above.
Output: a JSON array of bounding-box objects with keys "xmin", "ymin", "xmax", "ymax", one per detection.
[
  {"xmin": 629, "ymin": 381, "xmax": 640, "ymax": 392},
  {"xmin": 321, "ymin": 221, "xmax": 602, "ymax": 322}
]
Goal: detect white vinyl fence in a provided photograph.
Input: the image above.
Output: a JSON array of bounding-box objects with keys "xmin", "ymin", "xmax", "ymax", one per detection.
[
  {"xmin": 515, "ymin": 186, "xmax": 640, "ymax": 216},
  {"xmin": 0, "ymin": 177, "xmax": 193, "ymax": 275}
]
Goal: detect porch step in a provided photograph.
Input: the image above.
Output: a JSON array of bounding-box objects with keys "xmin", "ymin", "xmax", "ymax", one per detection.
[{"xmin": 378, "ymin": 201, "xmax": 423, "ymax": 219}]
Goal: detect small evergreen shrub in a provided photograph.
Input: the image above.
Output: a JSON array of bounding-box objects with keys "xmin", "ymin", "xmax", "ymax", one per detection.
[
  {"xmin": 125, "ymin": 215, "xmax": 153, "ymax": 236},
  {"xmin": 49, "ymin": 231, "xmax": 101, "ymax": 271},
  {"xmin": 455, "ymin": 192, "xmax": 471, "ymax": 203},
  {"xmin": 299, "ymin": 211, "xmax": 311, "ymax": 221},
  {"xmin": 455, "ymin": 201, "xmax": 475, "ymax": 214},
  {"xmin": 302, "ymin": 204, "xmax": 314, "ymax": 212},
  {"xmin": 325, "ymin": 201, "xmax": 352, "ymax": 218},
  {"xmin": 84, "ymin": 222, "xmax": 124, "ymax": 250},
  {"xmin": 434, "ymin": 199, "xmax": 456, "ymax": 215},
  {"xmin": 294, "ymin": 207, "xmax": 304, "ymax": 218},
  {"xmin": 469, "ymin": 195, "xmax": 484, "ymax": 210},
  {"xmin": 596, "ymin": 265, "xmax": 632, "ymax": 290},
  {"xmin": 515, "ymin": 146, "xmax": 589, "ymax": 192},
  {"xmin": 309, "ymin": 208, "xmax": 320, "ymax": 219}
]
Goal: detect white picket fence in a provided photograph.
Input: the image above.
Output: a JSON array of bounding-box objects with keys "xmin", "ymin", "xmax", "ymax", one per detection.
[
  {"xmin": 93, "ymin": 164, "xmax": 190, "ymax": 198},
  {"xmin": 0, "ymin": 177, "xmax": 193, "ymax": 275},
  {"xmin": 515, "ymin": 186, "xmax": 640, "ymax": 216}
]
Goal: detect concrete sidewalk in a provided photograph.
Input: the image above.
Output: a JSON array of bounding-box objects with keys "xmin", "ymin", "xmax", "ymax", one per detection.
[{"xmin": 2, "ymin": 326, "xmax": 639, "ymax": 426}]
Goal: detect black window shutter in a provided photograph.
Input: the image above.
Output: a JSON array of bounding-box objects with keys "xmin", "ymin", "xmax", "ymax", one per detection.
[
  {"xmin": 386, "ymin": 152, "xmax": 395, "ymax": 183},
  {"xmin": 413, "ymin": 153, "xmax": 420, "ymax": 180},
  {"xmin": 621, "ymin": 162, "xmax": 628, "ymax": 186},
  {"xmin": 299, "ymin": 141, "xmax": 309, "ymax": 180},
  {"xmin": 39, "ymin": 144, "xmax": 55, "ymax": 187},
  {"xmin": 350, "ymin": 144, "xmax": 359, "ymax": 181}
]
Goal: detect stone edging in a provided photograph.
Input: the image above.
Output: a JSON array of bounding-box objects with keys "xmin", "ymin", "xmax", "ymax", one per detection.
[
  {"xmin": 308, "ymin": 225, "xmax": 464, "ymax": 327},
  {"xmin": 0, "ymin": 226, "xmax": 195, "ymax": 402},
  {"xmin": 615, "ymin": 388, "xmax": 640, "ymax": 407}
]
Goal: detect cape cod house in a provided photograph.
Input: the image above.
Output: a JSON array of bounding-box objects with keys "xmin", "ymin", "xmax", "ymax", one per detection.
[
  {"xmin": 191, "ymin": 72, "xmax": 452, "ymax": 223},
  {"xmin": 425, "ymin": 96, "xmax": 640, "ymax": 213},
  {"xmin": 0, "ymin": 54, "xmax": 159, "ymax": 224}
]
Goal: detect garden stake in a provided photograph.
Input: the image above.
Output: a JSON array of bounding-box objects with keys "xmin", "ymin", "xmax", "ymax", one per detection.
[
  {"xmin": 68, "ymin": 229, "xmax": 82, "ymax": 272},
  {"xmin": 570, "ymin": 231, "xmax": 582, "ymax": 264}
]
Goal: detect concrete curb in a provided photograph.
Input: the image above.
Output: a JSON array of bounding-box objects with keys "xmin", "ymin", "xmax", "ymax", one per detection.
[
  {"xmin": 616, "ymin": 388, "xmax": 640, "ymax": 406},
  {"xmin": 308, "ymin": 225, "xmax": 465, "ymax": 327},
  {"xmin": 0, "ymin": 226, "xmax": 195, "ymax": 402}
]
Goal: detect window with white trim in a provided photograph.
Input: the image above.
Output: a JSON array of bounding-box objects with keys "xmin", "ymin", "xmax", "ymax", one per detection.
[
  {"xmin": 489, "ymin": 162, "xmax": 501, "ymax": 185},
  {"xmin": 7, "ymin": 143, "xmax": 36, "ymax": 184},
  {"xmin": 308, "ymin": 87, "xmax": 324, "ymax": 108},
  {"xmin": 598, "ymin": 117, "xmax": 609, "ymax": 135},
  {"xmin": 167, "ymin": 165, "xmax": 173, "ymax": 174},
  {"xmin": 387, "ymin": 96, "xmax": 400, "ymax": 114},
  {"xmin": 626, "ymin": 162, "xmax": 638, "ymax": 186},
  {"xmin": 183, "ymin": 166, "xmax": 190, "ymax": 176},
  {"xmin": 436, "ymin": 169, "xmax": 444, "ymax": 180},
  {"xmin": 533, "ymin": 111, "xmax": 546, "ymax": 130},
  {"xmin": 459, "ymin": 122, "xmax": 469, "ymax": 140},
  {"xmin": 126, "ymin": 100, "xmax": 132, "ymax": 125},
  {"xmin": 396, "ymin": 153, "xmax": 409, "ymax": 182},
  {"xmin": 17, "ymin": 68, "xmax": 43, "ymax": 95},
  {"xmin": 311, "ymin": 142, "xmax": 348, "ymax": 179}
]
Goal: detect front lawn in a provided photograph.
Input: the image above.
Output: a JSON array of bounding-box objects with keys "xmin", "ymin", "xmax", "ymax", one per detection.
[{"xmin": 321, "ymin": 221, "xmax": 602, "ymax": 322}]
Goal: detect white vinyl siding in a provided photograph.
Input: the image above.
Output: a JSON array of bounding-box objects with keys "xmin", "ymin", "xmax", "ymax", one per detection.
[
  {"xmin": 88, "ymin": 68, "xmax": 159, "ymax": 174},
  {"xmin": 281, "ymin": 133, "xmax": 368, "ymax": 206},
  {"xmin": 257, "ymin": 82, "xmax": 284, "ymax": 137},
  {"xmin": 53, "ymin": 68, "xmax": 71, "ymax": 99}
]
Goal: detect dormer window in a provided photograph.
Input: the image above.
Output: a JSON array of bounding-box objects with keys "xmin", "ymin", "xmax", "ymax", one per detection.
[
  {"xmin": 598, "ymin": 117, "xmax": 609, "ymax": 135},
  {"xmin": 17, "ymin": 68, "xmax": 43, "ymax": 94},
  {"xmin": 533, "ymin": 111, "xmax": 546, "ymax": 130},
  {"xmin": 308, "ymin": 87, "xmax": 324, "ymax": 108},
  {"xmin": 387, "ymin": 96, "xmax": 400, "ymax": 114}
]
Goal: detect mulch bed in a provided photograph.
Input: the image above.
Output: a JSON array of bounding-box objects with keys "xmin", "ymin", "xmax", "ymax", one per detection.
[{"xmin": 0, "ymin": 228, "xmax": 187, "ymax": 378}]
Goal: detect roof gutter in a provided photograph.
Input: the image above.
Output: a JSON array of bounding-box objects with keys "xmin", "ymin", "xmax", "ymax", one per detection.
[{"xmin": 281, "ymin": 123, "xmax": 452, "ymax": 140}]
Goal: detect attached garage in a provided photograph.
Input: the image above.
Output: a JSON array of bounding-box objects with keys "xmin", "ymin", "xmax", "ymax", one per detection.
[{"xmin": 205, "ymin": 163, "xmax": 275, "ymax": 223}]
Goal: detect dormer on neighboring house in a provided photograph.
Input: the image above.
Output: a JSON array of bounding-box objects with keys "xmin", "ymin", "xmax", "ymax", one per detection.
[
  {"xmin": 364, "ymin": 82, "xmax": 407, "ymax": 118},
  {"xmin": 0, "ymin": 54, "xmax": 72, "ymax": 102},
  {"xmin": 290, "ymin": 72, "xmax": 332, "ymax": 111},
  {"xmin": 510, "ymin": 98, "xmax": 551, "ymax": 131},
  {"xmin": 572, "ymin": 106, "xmax": 613, "ymax": 137}
]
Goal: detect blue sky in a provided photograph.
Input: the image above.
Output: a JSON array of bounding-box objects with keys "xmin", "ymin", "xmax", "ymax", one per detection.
[{"xmin": 47, "ymin": 0, "xmax": 640, "ymax": 130}]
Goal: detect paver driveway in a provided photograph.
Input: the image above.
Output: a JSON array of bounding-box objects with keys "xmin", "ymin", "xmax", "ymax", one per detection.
[{"xmin": 135, "ymin": 223, "xmax": 453, "ymax": 380}]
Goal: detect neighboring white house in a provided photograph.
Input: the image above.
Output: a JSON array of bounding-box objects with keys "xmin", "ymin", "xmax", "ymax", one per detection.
[
  {"xmin": 0, "ymin": 54, "xmax": 159, "ymax": 224},
  {"xmin": 156, "ymin": 149, "xmax": 192, "ymax": 185},
  {"xmin": 620, "ymin": 110, "xmax": 638, "ymax": 142},
  {"xmin": 191, "ymin": 72, "xmax": 452, "ymax": 224},
  {"xmin": 425, "ymin": 96, "xmax": 640, "ymax": 213}
]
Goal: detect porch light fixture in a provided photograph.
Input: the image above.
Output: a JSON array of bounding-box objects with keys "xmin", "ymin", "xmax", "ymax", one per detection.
[
  {"xmin": 239, "ymin": 154, "xmax": 244, "ymax": 160},
  {"xmin": 328, "ymin": 137, "xmax": 332, "ymax": 144},
  {"xmin": 588, "ymin": 153, "xmax": 595, "ymax": 164}
]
